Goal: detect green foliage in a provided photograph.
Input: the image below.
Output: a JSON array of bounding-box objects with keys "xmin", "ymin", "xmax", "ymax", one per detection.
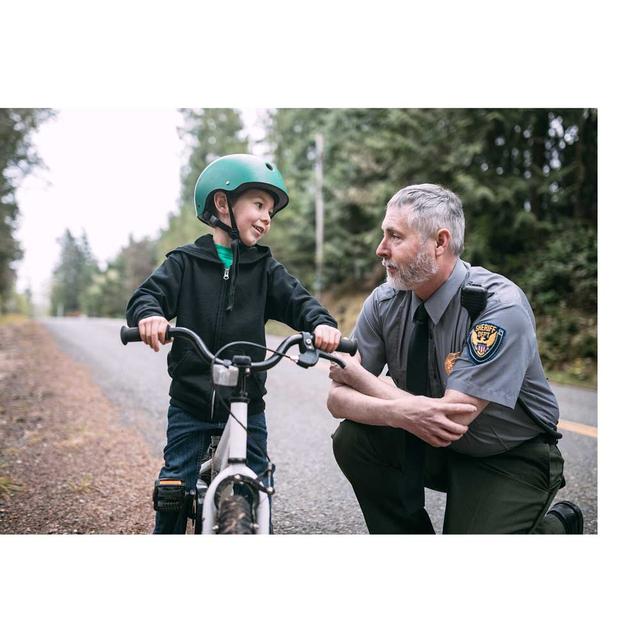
[
  {"xmin": 267, "ymin": 108, "xmax": 596, "ymax": 283},
  {"xmin": 0, "ymin": 108, "xmax": 54, "ymax": 312},
  {"xmin": 266, "ymin": 108, "xmax": 597, "ymax": 380},
  {"xmin": 523, "ymin": 224, "xmax": 597, "ymax": 382},
  {"xmin": 50, "ymin": 230, "xmax": 99, "ymax": 315},
  {"xmin": 82, "ymin": 235, "xmax": 160, "ymax": 318},
  {"xmin": 266, "ymin": 108, "xmax": 331, "ymax": 285},
  {"xmin": 524, "ymin": 224, "xmax": 597, "ymax": 314},
  {"xmin": 11, "ymin": 288, "xmax": 33, "ymax": 317}
]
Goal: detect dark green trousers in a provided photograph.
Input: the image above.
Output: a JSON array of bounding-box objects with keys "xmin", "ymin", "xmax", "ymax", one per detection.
[{"xmin": 332, "ymin": 420, "xmax": 566, "ymax": 534}]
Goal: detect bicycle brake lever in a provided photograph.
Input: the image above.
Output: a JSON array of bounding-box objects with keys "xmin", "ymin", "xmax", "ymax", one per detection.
[
  {"xmin": 296, "ymin": 349, "xmax": 320, "ymax": 368},
  {"xmin": 296, "ymin": 331, "xmax": 320, "ymax": 368}
]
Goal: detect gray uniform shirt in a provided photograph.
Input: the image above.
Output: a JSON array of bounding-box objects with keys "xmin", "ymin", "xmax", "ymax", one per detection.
[{"xmin": 353, "ymin": 258, "xmax": 560, "ymax": 457}]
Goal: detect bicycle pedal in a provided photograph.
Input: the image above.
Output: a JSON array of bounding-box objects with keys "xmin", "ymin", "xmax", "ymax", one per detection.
[{"xmin": 153, "ymin": 478, "xmax": 188, "ymax": 512}]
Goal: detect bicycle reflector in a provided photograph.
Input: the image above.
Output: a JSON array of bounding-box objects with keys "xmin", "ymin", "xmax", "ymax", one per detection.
[{"xmin": 212, "ymin": 364, "xmax": 239, "ymax": 387}]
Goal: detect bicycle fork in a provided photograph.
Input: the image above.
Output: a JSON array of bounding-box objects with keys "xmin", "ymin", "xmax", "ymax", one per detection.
[{"xmin": 200, "ymin": 400, "xmax": 271, "ymax": 534}]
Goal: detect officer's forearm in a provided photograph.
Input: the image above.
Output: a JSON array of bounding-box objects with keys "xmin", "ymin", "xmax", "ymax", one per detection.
[
  {"xmin": 353, "ymin": 370, "xmax": 412, "ymax": 401},
  {"xmin": 327, "ymin": 382, "xmax": 398, "ymax": 425},
  {"xmin": 334, "ymin": 361, "xmax": 411, "ymax": 401}
]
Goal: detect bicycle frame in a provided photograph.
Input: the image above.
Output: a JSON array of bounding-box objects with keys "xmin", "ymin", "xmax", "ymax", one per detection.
[
  {"xmin": 120, "ymin": 324, "xmax": 356, "ymax": 534},
  {"xmin": 200, "ymin": 399, "xmax": 270, "ymax": 534}
]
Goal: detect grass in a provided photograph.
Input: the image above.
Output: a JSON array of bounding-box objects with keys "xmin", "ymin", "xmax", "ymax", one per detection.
[
  {"xmin": 66, "ymin": 474, "xmax": 94, "ymax": 494},
  {"xmin": 60, "ymin": 425, "xmax": 94, "ymax": 450},
  {"xmin": 547, "ymin": 370, "xmax": 597, "ymax": 390},
  {"xmin": 0, "ymin": 474, "xmax": 22, "ymax": 500},
  {"xmin": 0, "ymin": 314, "xmax": 29, "ymax": 327}
]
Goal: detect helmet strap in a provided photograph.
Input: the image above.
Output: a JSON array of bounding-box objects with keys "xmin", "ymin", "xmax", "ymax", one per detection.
[
  {"xmin": 225, "ymin": 198, "xmax": 240, "ymax": 311},
  {"xmin": 205, "ymin": 193, "xmax": 241, "ymax": 311},
  {"xmin": 205, "ymin": 191, "xmax": 240, "ymax": 241},
  {"xmin": 210, "ymin": 216, "xmax": 239, "ymax": 240}
]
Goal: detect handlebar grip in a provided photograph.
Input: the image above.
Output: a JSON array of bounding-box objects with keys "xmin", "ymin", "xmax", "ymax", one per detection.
[
  {"xmin": 336, "ymin": 337, "xmax": 358, "ymax": 356},
  {"xmin": 120, "ymin": 326, "xmax": 141, "ymax": 344},
  {"xmin": 121, "ymin": 325, "xmax": 174, "ymax": 345}
]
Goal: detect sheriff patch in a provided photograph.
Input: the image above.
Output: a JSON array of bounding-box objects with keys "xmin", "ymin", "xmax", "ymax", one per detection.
[{"xmin": 467, "ymin": 322, "xmax": 505, "ymax": 364}]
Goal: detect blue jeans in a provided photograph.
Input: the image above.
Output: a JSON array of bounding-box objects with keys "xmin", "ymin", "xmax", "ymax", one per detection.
[{"xmin": 153, "ymin": 403, "xmax": 270, "ymax": 534}]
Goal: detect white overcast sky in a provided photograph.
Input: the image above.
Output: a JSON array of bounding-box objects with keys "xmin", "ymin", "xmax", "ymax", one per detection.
[{"xmin": 15, "ymin": 109, "xmax": 263, "ymax": 304}]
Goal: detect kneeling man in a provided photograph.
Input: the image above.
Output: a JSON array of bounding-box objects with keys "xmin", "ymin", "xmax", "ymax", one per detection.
[{"xmin": 328, "ymin": 183, "xmax": 582, "ymax": 534}]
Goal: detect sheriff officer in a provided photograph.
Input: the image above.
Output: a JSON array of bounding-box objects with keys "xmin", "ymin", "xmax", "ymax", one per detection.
[{"xmin": 328, "ymin": 183, "xmax": 583, "ymax": 534}]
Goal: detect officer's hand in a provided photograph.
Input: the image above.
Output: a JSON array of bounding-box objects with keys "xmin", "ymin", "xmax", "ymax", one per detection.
[
  {"xmin": 313, "ymin": 325, "xmax": 342, "ymax": 352},
  {"xmin": 138, "ymin": 315, "xmax": 171, "ymax": 352},
  {"xmin": 391, "ymin": 396, "xmax": 476, "ymax": 448},
  {"xmin": 329, "ymin": 352, "xmax": 363, "ymax": 387}
]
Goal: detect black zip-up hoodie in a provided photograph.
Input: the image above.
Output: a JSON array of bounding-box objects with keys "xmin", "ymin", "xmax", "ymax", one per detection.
[{"xmin": 125, "ymin": 234, "xmax": 337, "ymax": 422}]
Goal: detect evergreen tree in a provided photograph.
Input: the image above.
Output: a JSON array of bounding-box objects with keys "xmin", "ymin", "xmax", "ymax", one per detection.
[
  {"xmin": 0, "ymin": 108, "xmax": 53, "ymax": 312},
  {"xmin": 82, "ymin": 235, "xmax": 159, "ymax": 318},
  {"xmin": 267, "ymin": 108, "xmax": 596, "ymax": 285},
  {"xmin": 265, "ymin": 108, "xmax": 331, "ymax": 286},
  {"xmin": 50, "ymin": 229, "xmax": 98, "ymax": 315}
]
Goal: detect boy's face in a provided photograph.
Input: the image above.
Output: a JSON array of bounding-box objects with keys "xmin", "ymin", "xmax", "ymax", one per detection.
[{"xmin": 221, "ymin": 188, "xmax": 275, "ymax": 246}]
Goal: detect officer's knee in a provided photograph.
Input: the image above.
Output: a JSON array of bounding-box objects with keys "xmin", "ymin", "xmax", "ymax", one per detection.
[{"xmin": 332, "ymin": 420, "xmax": 362, "ymax": 479}]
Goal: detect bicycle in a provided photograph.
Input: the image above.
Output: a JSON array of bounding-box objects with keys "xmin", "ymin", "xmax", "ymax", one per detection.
[{"xmin": 120, "ymin": 325, "xmax": 356, "ymax": 534}]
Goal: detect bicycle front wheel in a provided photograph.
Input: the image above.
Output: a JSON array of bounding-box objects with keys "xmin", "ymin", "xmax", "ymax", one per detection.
[{"xmin": 217, "ymin": 495, "xmax": 254, "ymax": 534}]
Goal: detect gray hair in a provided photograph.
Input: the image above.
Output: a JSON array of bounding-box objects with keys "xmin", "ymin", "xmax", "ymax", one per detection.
[{"xmin": 387, "ymin": 183, "xmax": 465, "ymax": 256}]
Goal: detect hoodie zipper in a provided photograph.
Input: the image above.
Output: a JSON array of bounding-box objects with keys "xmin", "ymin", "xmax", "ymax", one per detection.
[{"xmin": 210, "ymin": 266, "xmax": 230, "ymax": 420}]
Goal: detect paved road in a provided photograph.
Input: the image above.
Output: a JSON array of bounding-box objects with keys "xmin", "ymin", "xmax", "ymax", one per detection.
[{"xmin": 41, "ymin": 317, "xmax": 597, "ymax": 534}]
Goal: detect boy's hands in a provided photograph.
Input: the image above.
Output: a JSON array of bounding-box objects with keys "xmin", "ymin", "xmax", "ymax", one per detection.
[
  {"xmin": 139, "ymin": 315, "xmax": 171, "ymax": 352},
  {"xmin": 313, "ymin": 324, "xmax": 342, "ymax": 352}
]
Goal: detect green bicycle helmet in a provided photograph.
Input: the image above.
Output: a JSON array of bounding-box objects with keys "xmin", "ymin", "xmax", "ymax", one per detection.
[{"xmin": 194, "ymin": 153, "xmax": 289, "ymax": 226}]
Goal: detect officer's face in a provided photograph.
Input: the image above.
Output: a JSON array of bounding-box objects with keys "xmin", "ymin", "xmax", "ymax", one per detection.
[{"xmin": 377, "ymin": 205, "xmax": 437, "ymax": 290}]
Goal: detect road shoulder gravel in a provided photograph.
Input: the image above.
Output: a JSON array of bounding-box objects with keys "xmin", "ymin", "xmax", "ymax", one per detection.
[{"xmin": 0, "ymin": 319, "xmax": 161, "ymax": 534}]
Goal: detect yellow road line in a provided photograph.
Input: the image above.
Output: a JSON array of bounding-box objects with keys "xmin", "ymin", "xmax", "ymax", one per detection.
[{"xmin": 558, "ymin": 419, "xmax": 597, "ymax": 438}]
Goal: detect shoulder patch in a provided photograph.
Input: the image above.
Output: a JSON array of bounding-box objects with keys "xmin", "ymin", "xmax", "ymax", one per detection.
[{"xmin": 467, "ymin": 322, "xmax": 506, "ymax": 364}]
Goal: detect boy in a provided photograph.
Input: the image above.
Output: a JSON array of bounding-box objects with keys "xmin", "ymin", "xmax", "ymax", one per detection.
[{"xmin": 126, "ymin": 154, "xmax": 341, "ymax": 534}]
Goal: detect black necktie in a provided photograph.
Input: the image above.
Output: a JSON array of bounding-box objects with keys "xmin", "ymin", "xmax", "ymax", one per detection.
[
  {"xmin": 406, "ymin": 304, "xmax": 429, "ymax": 396},
  {"xmin": 404, "ymin": 303, "xmax": 435, "ymax": 534}
]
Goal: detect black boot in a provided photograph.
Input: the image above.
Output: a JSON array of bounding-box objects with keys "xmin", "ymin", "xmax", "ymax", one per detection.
[{"xmin": 547, "ymin": 501, "xmax": 584, "ymax": 534}]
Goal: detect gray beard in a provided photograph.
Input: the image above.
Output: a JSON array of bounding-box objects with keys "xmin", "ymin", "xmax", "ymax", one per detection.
[{"xmin": 384, "ymin": 250, "xmax": 437, "ymax": 290}]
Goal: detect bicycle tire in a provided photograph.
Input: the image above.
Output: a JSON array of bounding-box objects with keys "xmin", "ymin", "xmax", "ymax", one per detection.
[{"xmin": 216, "ymin": 495, "xmax": 254, "ymax": 534}]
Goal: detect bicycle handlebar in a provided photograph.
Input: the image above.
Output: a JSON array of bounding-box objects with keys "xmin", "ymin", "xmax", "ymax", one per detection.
[{"xmin": 120, "ymin": 325, "xmax": 357, "ymax": 371}]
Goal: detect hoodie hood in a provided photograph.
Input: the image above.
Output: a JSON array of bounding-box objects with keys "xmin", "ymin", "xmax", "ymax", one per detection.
[{"xmin": 167, "ymin": 234, "xmax": 272, "ymax": 265}]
